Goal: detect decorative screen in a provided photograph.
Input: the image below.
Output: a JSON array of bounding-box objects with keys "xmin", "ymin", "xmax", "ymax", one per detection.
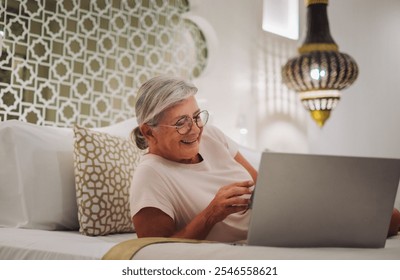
[{"xmin": 0, "ymin": 0, "xmax": 208, "ymax": 127}]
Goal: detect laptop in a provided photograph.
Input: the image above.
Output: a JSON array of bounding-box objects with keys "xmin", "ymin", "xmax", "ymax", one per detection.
[{"xmin": 247, "ymin": 152, "xmax": 400, "ymax": 248}]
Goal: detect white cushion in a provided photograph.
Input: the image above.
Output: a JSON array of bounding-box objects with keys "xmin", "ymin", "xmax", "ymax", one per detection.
[{"xmin": 0, "ymin": 119, "xmax": 137, "ymax": 230}]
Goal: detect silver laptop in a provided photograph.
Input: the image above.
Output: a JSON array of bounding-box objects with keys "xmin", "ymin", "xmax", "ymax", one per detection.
[{"xmin": 247, "ymin": 152, "xmax": 400, "ymax": 248}]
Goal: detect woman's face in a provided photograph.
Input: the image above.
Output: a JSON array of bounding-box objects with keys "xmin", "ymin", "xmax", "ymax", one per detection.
[{"xmin": 148, "ymin": 96, "xmax": 204, "ymax": 163}]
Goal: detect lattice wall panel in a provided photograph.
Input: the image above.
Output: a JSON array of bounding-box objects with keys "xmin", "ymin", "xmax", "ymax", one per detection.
[{"xmin": 0, "ymin": 0, "xmax": 207, "ymax": 127}]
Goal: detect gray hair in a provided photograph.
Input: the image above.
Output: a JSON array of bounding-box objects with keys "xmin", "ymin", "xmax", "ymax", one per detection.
[{"xmin": 131, "ymin": 75, "xmax": 198, "ymax": 150}]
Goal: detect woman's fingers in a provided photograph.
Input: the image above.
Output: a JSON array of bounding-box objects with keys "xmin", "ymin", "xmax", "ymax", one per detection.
[
  {"xmin": 206, "ymin": 181, "xmax": 254, "ymax": 223},
  {"xmin": 219, "ymin": 181, "xmax": 254, "ymax": 198},
  {"xmin": 225, "ymin": 197, "xmax": 251, "ymax": 207},
  {"xmin": 225, "ymin": 205, "xmax": 249, "ymax": 215}
]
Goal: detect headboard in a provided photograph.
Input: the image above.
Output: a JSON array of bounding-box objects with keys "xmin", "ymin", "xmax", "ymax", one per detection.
[{"xmin": 0, "ymin": 0, "xmax": 208, "ymax": 127}]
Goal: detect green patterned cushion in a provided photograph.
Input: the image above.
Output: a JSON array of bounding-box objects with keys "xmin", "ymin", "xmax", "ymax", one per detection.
[{"xmin": 73, "ymin": 125, "xmax": 140, "ymax": 236}]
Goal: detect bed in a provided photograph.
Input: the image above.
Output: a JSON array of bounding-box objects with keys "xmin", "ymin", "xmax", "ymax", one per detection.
[
  {"xmin": 1, "ymin": 228, "xmax": 399, "ymax": 260},
  {"xmin": 1, "ymin": 119, "xmax": 400, "ymax": 260}
]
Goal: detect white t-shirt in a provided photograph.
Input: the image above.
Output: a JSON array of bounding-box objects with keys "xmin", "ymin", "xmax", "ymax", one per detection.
[{"xmin": 129, "ymin": 125, "xmax": 253, "ymax": 242}]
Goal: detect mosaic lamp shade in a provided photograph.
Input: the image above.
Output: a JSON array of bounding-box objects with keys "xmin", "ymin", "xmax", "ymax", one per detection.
[{"xmin": 282, "ymin": 0, "xmax": 359, "ymax": 127}]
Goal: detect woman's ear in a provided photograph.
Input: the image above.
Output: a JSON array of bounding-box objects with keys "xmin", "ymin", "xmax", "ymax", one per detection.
[{"xmin": 140, "ymin": 124, "xmax": 157, "ymax": 144}]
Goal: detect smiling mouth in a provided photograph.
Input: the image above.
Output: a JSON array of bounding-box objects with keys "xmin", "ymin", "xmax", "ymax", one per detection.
[{"xmin": 181, "ymin": 139, "xmax": 198, "ymax": 145}]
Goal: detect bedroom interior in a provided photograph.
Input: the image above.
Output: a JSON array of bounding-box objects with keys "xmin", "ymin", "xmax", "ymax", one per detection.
[{"xmin": 0, "ymin": 0, "xmax": 400, "ymax": 261}]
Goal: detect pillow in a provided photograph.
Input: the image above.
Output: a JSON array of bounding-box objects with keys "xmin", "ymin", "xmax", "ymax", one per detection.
[
  {"xmin": 0, "ymin": 120, "xmax": 78, "ymax": 230},
  {"xmin": 0, "ymin": 118, "xmax": 138, "ymax": 231},
  {"xmin": 73, "ymin": 125, "xmax": 141, "ymax": 236}
]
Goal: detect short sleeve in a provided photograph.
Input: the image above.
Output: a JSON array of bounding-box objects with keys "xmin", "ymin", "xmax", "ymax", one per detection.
[{"xmin": 129, "ymin": 163, "xmax": 175, "ymax": 220}]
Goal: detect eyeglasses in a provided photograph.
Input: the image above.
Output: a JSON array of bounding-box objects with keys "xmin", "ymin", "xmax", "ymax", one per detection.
[{"xmin": 158, "ymin": 110, "xmax": 209, "ymax": 135}]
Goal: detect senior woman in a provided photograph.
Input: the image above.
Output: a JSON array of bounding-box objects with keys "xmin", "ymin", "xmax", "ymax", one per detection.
[
  {"xmin": 130, "ymin": 75, "xmax": 400, "ymax": 242},
  {"xmin": 129, "ymin": 75, "xmax": 257, "ymax": 242}
]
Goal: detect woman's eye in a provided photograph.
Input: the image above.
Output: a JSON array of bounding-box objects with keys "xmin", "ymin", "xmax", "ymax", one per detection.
[{"xmin": 175, "ymin": 118, "xmax": 187, "ymax": 127}]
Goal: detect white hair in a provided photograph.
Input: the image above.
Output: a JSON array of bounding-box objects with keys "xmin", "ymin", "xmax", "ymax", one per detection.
[{"xmin": 131, "ymin": 75, "xmax": 198, "ymax": 149}]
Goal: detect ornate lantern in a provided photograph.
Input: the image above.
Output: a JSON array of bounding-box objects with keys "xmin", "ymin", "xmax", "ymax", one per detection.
[{"xmin": 282, "ymin": 0, "xmax": 359, "ymax": 127}]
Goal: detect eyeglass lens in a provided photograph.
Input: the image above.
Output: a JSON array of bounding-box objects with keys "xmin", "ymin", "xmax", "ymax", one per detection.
[{"xmin": 177, "ymin": 110, "xmax": 209, "ymax": 134}]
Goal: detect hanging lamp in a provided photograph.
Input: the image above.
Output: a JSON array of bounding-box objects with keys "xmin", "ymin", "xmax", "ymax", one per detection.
[{"xmin": 282, "ymin": 0, "xmax": 359, "ymax": 127}]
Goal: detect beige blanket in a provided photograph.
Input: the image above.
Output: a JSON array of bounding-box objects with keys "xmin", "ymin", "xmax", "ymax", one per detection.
[{"xmin": 102, "ymin": 237, "xmax": 210, "ymax": 260}]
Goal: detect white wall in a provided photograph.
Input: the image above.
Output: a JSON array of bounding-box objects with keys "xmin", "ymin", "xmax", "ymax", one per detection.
[
  {"xmin": 308, "ymin": 0, "xmax": 400, "ymax": 158},
  {"xmin": 191, "ymin": 0, "xmax": 400, "ymax": 158},
  {"xmin": 190, "ymin": 0, "xmax": 264, "ymax": 149}
]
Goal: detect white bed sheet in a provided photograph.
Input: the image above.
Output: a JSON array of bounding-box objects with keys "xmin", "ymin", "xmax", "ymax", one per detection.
[
  {"xmin": 1, "ymin": 228, "xmax": 399, "ymax": 260},
  {"xmin": 0, "ymin": 228, "xmax": 135, "ymax": 260}
]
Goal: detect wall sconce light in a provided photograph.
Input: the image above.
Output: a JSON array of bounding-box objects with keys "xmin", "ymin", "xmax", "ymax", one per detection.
[{"xmin": 281, "ymin": 0, "xmax": 358, "ymax": 127}]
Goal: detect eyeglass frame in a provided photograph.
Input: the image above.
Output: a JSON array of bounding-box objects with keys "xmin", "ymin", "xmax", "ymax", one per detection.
[{"xmin": 156, "ymin": 110, "xmax": 209, "ymax": 135}]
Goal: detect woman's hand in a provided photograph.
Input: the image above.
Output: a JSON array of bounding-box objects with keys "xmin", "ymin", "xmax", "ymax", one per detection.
[
  {"xmin": 388, "ymin": 208, "xmax": 400, "ymax": 237},
  {"xmin": 203, "ymin": 180, "xmax": 254, "ymax": 226}
]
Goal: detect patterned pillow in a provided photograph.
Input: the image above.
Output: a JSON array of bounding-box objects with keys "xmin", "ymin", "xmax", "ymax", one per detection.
[{"xmin": 73, "ymin": 125, "xmax": 141, "ymax": 236}]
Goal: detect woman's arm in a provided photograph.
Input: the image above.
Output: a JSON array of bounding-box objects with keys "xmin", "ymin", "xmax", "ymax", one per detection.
[
  {"xmin": 133, "ymin": 180, "xmax": 254, "ymax": 240},
  {"xmin": 234, "ymin": 151, "xmax": 258, "ymax": 183},
  {"xmin": 133, "ymin": 206, "xmax": 215, "ymax": 240}
]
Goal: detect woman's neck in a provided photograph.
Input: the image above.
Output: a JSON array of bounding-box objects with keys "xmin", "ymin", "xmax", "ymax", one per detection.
[
  {"xmin": 147, "ymin": 151, "xmax": 203, "ymax": 164},
  {"xmin": 178, "ymin": 153, "xmax": 203, "ymax": 164}
]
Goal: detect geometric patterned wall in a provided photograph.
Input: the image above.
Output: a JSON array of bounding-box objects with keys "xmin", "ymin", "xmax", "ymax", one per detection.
[{"xmin": 0, "ymin": 0, "xmax": 208, "ymax": 127}]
